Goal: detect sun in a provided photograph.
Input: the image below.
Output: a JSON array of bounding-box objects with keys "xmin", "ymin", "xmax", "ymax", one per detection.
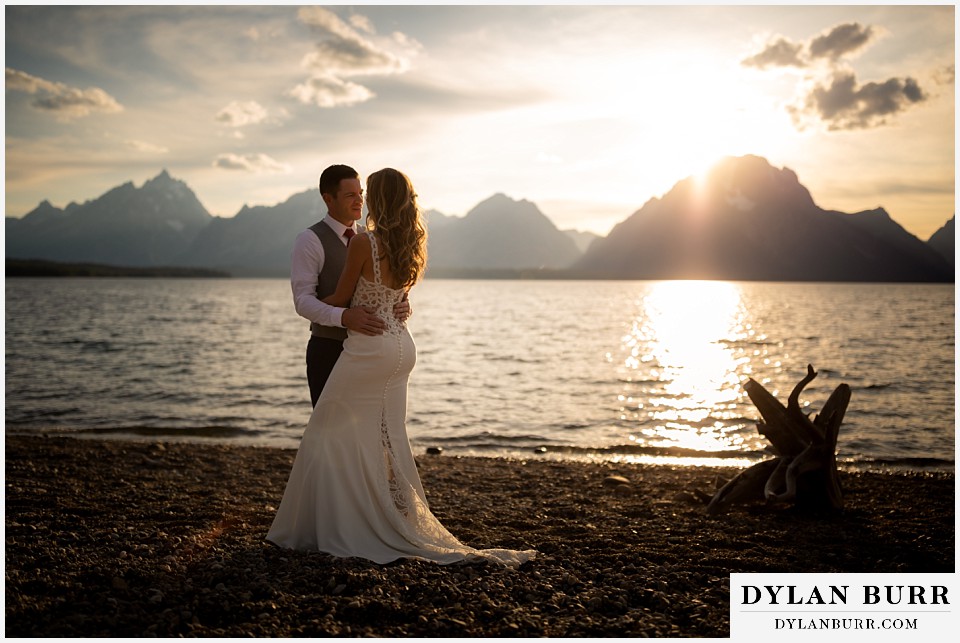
[{"xmin": 610, "ymin": 51, "xmax": 793, "ymax": 198}]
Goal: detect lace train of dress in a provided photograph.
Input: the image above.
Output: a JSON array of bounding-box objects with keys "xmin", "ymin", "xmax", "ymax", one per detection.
[{"xmin": 267, "ymin": 233, "xmax": 535, "ymax": 567}]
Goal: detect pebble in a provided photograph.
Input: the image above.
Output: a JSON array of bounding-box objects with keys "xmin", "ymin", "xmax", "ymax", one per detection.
[
  {"xmin": 5, "ymin": 434, "xmax": 951, "ymax": 639},
  {"xmin": 602, "ymin": 475, "xmax": 630, "ymax": 487}
]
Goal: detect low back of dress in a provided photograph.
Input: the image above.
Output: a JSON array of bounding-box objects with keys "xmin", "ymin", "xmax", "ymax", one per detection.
[{"xmin": 351, "ymin": 232, "xmax": 406, "ymax": 336}]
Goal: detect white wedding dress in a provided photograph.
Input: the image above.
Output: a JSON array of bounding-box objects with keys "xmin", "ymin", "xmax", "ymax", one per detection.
[{"xmin": 267, "ymin": 232, "xmax": 536, "ymax": 567}]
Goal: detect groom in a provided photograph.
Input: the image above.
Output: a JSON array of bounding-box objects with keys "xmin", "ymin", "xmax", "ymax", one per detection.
[{"xmin": 291, "ymin": 163, "xmax": 410, "ymax": 406}]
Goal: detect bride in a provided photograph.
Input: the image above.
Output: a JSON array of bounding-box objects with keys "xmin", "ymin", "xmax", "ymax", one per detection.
[{"xmin": 267, "ymin": 168, "xmax": 536, "ymax": 567}]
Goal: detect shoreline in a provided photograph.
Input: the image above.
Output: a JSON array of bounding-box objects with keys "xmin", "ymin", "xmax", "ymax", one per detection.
[
  {"xmin": 6, "ymin": 430, "xmax": 954, "ymax": 474},
  {"xmin": 5, "ymin": 435, "xmax": 955, "ymax": 637}
]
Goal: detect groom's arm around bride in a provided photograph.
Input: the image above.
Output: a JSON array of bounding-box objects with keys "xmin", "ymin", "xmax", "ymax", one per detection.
[{"xmin": 291, "ymin": 163, "xmax": 410, "ymax": 407}]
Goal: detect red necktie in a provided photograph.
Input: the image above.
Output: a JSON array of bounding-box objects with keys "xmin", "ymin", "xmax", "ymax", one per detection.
[{"xmin": 343, "ymin": 228, "xmax": 356, "ymax": 244}]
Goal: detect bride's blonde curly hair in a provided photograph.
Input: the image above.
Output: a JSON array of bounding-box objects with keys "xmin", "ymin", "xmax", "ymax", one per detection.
[{"xmin": 364, "ymin": 168, "xmax": 427, "ymax": 290}]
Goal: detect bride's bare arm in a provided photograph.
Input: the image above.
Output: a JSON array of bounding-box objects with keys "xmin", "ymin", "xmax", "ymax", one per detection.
[{"xmin": 322, "ymin": 234, "xmax": 369, "ymax": 308}]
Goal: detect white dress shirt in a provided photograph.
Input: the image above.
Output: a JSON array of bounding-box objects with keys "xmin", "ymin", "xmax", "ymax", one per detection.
[{"xmin": 290, "ymin": 215, "xmax": 356, "ymax": 328}]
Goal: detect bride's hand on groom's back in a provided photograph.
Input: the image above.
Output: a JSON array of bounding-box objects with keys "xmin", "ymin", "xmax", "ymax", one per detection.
[{"xmin": 343, "ymin": 306, "xmax": 387, "ymax": 336}]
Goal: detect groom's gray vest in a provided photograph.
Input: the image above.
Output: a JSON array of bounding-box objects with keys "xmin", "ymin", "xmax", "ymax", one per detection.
[{"xmin": 309, "ymin": 221, "xmax": 349, "ymax": 341}]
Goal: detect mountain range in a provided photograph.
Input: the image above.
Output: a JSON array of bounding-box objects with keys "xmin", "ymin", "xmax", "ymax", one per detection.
[
  {"xmin": 5, "ymin": 157, "xmax": 954, "ymax": 281},
  {"xmin": 426, "ymin": 194, "xmax": 582, "ymax": 274},
  {"xmin": 574, "ymin": 156, "xmax": 953, "ymax": 282},
  {"xmin": 6, "ymin": 171, "xmax": 211, "ymax": 268}
]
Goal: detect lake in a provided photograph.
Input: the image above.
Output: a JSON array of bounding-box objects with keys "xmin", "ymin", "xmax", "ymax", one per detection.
[{"xmin": 4, "ymin": 278, "xmax": 954, "ymax": 471}]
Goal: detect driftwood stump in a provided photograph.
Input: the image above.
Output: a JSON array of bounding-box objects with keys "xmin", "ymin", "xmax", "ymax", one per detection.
[{"xmin": 705, "ymin": 364, "xmax": 849, "ymax": 515}]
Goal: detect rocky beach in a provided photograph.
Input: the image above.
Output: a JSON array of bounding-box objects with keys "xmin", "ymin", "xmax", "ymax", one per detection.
[{"xmin": 4, "ymin": 435, "xmax": 955, "ymax": 637}]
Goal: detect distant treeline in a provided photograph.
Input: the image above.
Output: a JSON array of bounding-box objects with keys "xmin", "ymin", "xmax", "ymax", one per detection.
[{"xmin": 6, "ymin": 259, "xmax": 231, "ymax": 278}]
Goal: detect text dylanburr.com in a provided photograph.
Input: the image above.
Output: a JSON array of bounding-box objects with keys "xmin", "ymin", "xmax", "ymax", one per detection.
[{"xmin": 731, "ymin": 573, "xmax": 956, "ymax": 640}]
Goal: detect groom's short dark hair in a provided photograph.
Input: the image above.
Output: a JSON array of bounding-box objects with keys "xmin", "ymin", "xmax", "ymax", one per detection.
[{"xmin": 319, "ymin": 165, "xmax": 359, "ymax": 198}]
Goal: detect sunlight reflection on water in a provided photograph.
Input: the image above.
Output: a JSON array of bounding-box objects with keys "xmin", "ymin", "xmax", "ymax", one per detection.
[
  {"xmin": 4, "ymin": 278, "xmax": 954, "ymax": 469},
  {"xmin": 618, "ymin": 281, "xmax": 765, "ymax": 456}
]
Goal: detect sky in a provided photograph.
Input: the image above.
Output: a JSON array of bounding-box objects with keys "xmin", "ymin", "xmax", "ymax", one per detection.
[{"xmin": 3, "ymin": 3, "xmax": 956, "ymax": 239}]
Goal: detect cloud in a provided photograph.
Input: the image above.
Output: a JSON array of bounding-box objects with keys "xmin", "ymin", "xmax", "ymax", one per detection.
[
  {"xmin": 215, "ymin": 100, "xmax": 269, "ymax": 127},
  {"xmin": 290, "ymin": 7, "xmax": 414, "ymax": 108},
  {"xmin": 6, "ymin": 67, "xmax": 55, "ymax": 93},
  {"xmin": 789, "ymin": 71, "xmax": 928, "ymax": 131},
  {"xmin": 213, "ymin": 153, "xmax": 291, "ymax": 174},
  {"xmin": 744, "ymin": 23, "xmax": 929, "ymax": 131},
  {"xmin": 808, "ymin": 23, "xmax": 876, "ymax": 61},
  {"xmin": 742, "ymin": 23, "xmax": 878, "ymax": 70},
  {"xmin": 348, "ymin": 14, "xmax": 375, "ymax": 35},
  {"xmin": 742, "ymin": 37, "xmax": 805, "ymax": 69},
  {"xmin": 288, "ymin": 75, "xmax": 373, "ymax": 108},
  {"xmin": 5, "ymin": 67, "xmax": 123, "ymax": 120},
  {"xmin": 934, "ymin": 64, "xmax": 955, "ymax": 86}
]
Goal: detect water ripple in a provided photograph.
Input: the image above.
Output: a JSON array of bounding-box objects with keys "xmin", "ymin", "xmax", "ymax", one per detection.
[{"xmin": 5, "ymin": 278, "xmax": 954, "ymax": 470}]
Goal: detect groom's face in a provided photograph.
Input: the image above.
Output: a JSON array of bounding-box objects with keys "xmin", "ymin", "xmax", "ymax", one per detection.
[{"xmin": 326, "ymin": 178, "xmax": 364, "ymax": 226}]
